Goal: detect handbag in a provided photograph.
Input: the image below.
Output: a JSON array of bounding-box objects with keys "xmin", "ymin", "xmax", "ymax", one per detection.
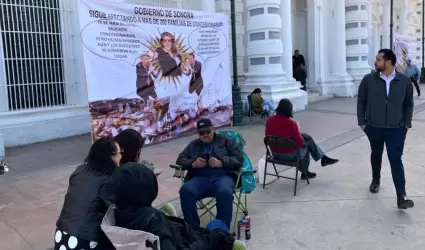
[{"xmin": 101, "ymin": 205, "xmax": 161, "ymax": 250}]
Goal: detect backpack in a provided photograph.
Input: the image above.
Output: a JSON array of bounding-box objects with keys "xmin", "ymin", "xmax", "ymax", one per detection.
[{"xmin": 216, "ymin": 131, "xmax": 256, "ymax": 194}]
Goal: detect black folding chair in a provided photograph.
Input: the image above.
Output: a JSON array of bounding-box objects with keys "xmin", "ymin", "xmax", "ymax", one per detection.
[
  {"xmin": 263, "ymin": 135, "xmax": 310, "ymax": 196},
  {"xmin": 247, "ymin": 95, "xmax": 267, "ymax": 124}
]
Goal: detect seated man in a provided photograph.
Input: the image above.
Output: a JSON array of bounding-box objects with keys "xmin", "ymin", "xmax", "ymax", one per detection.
[
  {"xmin": 250, "ymin": 88, "xmax": 275, "ymax": 117},
  {"xmin": 113, "ymin": 162, "xmax": 245, "ymax": 250},
  {"xmin": 265, "ymin": 99, "xmax": 339, "ymax": 179},
  {"xmin": 177, "ymin": 118, "xmax": 243, "ymax": 230}
]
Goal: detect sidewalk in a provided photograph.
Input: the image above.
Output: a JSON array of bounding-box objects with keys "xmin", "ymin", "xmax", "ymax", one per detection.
[{"xmin": 1, "ymin": 96, "xmax": 425, "ymax": 249}]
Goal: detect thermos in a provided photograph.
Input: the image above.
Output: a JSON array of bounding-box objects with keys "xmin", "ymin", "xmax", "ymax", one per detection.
[{"xmin": 237, "ymin": 218, "xmax": 245, "ymax": 240}]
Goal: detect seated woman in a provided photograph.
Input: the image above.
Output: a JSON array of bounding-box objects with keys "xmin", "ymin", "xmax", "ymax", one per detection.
[
  {"xmin": 265, "ymin": 99, "xmax": 338, "ymax": 179},
  {"xmin": 55, "ymin": 137, "xmax": 119, "ymax": 250},
  {"xmin": 250, "ymin": 88, "xmax": 275, "ymax": 117},
  {"xmin": 115, "ymin": 128, "xmax": 174, "ymax": 215},
  {"xmin": 113, "ymin": 162, "xmax": 246, "ymax": 250}
]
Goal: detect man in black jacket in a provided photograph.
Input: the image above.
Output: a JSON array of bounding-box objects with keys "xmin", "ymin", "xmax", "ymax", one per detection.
[
  {"xmin": 357, "ymin": 49, "xmax": 414, "ymax": 209},
  {"xmin": 177, "ymin": 118, "xmax": 243, "ymax": 230}
]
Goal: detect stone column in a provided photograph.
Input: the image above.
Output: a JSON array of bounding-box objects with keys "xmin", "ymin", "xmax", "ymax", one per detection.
[
  {"xmin": 321, "ymin": 0, "xmax": 356, "ymax": 97},
  {"xmin": 242, "ymin": 0, "xmax": 307, "ymax": 111},
  {"xmin": 382, "ymin": 1, "xmax": 391, "ymax": 48},
  {"xmin": 281, "ymin": 0, "xmax": 294, "ymax": 81},
  {"xmin": 0, "ymin": 35, "xmax": 8, "ymax": 112},
  {"xmin": 345, "ymin": 0, "xmax": 371, "ymax": 85},
  {"xmin": 202, "ymin": 0, "xmax": 216, "ymax": 12}
]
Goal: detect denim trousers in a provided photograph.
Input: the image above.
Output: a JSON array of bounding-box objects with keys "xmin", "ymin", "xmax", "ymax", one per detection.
[
  {"xmin": 273, "ymin": 133, "xmax": 324, "ymax": 172},
  {"xmin": 179, "ymin": 175, "xmax": 235, "ymax": 229}
]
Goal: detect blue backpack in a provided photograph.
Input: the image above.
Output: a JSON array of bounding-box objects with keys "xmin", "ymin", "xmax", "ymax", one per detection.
[{"xmin": 217, "ymin": 131, "xmax": 256, "ymax": 194}]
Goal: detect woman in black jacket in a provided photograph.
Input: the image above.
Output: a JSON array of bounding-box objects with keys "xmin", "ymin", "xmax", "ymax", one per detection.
[{"xmin": 54, "ymin": 136, "xmax": 121, "ymax": 250}]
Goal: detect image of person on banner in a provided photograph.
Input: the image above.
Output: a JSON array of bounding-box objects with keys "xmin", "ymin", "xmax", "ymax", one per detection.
[
  {"xmin": 136, "ymin": 54, "xmax": 157, "ymax": 101},
  {"xmin": 150, "ymin": 32, "xmax": 183, "ymax": 77},
  {"xmin": 187, "ymin": 52, "xmax": 204, "ymax": 110}
]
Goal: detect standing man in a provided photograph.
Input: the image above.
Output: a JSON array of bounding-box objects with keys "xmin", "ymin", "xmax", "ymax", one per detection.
[
  {"xmin": 357, "ymin": 49, "xmax": 414, "ymax": 209},
  {"xmin": 292, "ymin": 49, "xmax": 305, "ymax": 69},
  {"xmin": 404, "ymin": 59, "xmax": 421, "ymax": 96}
]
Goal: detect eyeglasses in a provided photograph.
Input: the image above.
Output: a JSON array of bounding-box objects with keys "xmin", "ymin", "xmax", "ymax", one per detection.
[
  {"xmin": 163, "ymin": 39, "xmax": 172, "ymax": 42},
  {"xmin": 112, "ymin": 150, "xmax": 124, "ymax": 155},
  {"xmin": 198, "ymin": 130, "xmax": 211, "ymax": 136}
]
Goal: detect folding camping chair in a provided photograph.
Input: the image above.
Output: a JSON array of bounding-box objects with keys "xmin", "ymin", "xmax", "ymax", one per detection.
[
  {"xmin": 263, "ymin": 135, "xmax": 310, "ymax": 196},
  {"xmin": 170, "ymin": 131, "xmax": 254, "ymax": 234},
  {"xmin": 247, "ymin": 95, "xmax": 268, "ymax": 124}
]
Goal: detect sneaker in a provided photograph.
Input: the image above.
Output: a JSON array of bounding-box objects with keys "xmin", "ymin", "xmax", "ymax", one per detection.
[
  {"xmin": 397, "ymin": 196, "xmax": 414, "ymax": 210},
  {"xmin": 158, "ymin": 203, "xmax": 177, "ymax": 216},
  {"xmin": 233, "ymin": 240, "xmax": 247, "ymax": 250}
]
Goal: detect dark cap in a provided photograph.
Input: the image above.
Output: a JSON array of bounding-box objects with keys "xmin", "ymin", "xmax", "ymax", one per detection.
[{"xmin": 196, "ymin": 118, "xmax": 213, "ymax": 132}]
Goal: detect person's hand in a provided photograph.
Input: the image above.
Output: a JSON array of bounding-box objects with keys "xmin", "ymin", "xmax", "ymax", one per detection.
[
  {"xmin": 192, "ymin": 157, "xmax": 207, "ymax": 168},
  {"xmin": 406, "ymin": 125, "xmax": 410, "ymax": 131},
  {"xmin": 209, "ymin": 157, "xmax": 223, "ymax": 168},
  {"xmin": 360, "ymin": 125, "xmax": 366, "ymax": 130}
]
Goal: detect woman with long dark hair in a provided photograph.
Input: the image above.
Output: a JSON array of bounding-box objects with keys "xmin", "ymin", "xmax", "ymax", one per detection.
[
  {"xmin": 114, "ymin": 129, "xmax": 177, "ymax": 216},
  {"xmin": 265, "ymin": 99, "xmax": 338, "ymax": 179},
  {"xmin": 54, "ymin": 136, "xmax": 120, "ymax": 250},
  {"xmin": 115, "ymin": 129, "xmax": 145, "ymax": 165}
]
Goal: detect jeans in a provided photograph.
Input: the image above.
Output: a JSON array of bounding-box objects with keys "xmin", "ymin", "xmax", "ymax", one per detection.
[
  {"xmin": 273, "ymin": 133, "xmax": 324, "ymax": 172},
  {"xmin": 365, "ymin": 125, "xmax": 408, "ymax": 197},
  {"xmin": 179, "ymin": 175, "xmax": 235, "ymax": 229},
  {"xmin": 263, "ymin": 101, "xmax": 275, "ymax": 117}
]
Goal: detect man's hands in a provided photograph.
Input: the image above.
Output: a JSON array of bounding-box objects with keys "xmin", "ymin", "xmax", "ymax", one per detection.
[
  {"xmin": 192, "ymin": 157, "xmax": 207, "ymax": 168},
  {"xmin": 209, "ymin": 157, "xmax": 223, "ymax": 168},
  {"xmin": 192, "ymin": 157, "xmax": 223, "ymax": 168}
]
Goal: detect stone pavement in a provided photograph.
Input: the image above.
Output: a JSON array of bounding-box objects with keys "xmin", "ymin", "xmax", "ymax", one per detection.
[{"xmin": 1, "ymin": 92, "xmax": 425, "ymax": 249}]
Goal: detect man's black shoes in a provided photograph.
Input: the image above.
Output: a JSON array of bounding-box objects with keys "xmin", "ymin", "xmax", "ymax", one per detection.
[
  {"xmin": 300, "ymin": 171, "xmax": 316, "ymax": 180},
  {"xmin": 369, "ymin": 179, "xmax": 380, "ymax": 193},
  {"xmin": 397, "ymin": 197, "xmax": 414, "ymax": 209}
]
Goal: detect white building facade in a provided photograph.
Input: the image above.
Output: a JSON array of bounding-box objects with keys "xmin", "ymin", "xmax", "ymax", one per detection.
[{"xmin": 0, "ymin": 0, "xmax": 423, "ymax": 153}]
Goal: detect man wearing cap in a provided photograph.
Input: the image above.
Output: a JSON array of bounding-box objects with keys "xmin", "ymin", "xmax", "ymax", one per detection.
[{"xmin": 176, "ymin": 118, "xmax": 243, "ymax": 230}]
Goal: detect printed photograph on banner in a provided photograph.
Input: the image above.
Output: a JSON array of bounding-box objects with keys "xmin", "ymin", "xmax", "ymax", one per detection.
[{"xmin": 77, "ymin": 0, "xmax": 232, "ymax": 144}]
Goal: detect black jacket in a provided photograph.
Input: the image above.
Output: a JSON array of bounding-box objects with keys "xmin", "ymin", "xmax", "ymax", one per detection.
[
  {"xmin": 113, "ymin": 163, "xmax": 235, "ymax": 250},
  {"xmin": 357, "ymin": 71, "xmax": 414, "ymax": 128},
  {"xmin": 176, "ymin": 133, "xmax": 243, "ymax": 182},
  {"xmin": 56, "ymin": 165, "xmax": 115, "ymax": 244}
]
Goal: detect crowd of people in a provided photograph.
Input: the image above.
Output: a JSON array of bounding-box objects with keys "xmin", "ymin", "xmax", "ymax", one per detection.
[
  {"xmin": 53, "ymin": 48, "xmax": 415, "ymax": 250},
  {"xmin": 54, "ymin": 119, "xmax": 246, "ymax": 250}
]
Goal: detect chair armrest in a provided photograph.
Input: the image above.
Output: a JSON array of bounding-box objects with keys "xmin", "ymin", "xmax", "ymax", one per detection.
[
  {"xmin": 170, "ymin": 164, "xmax": 183, "ymax": 170},
  {"xmin": 170, "ymin": 164, "xmax": 186, "ymax": 179}
]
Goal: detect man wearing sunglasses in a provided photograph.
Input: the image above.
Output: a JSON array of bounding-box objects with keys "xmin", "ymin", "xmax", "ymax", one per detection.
[{"xmin": 176, "ymin": 118, "xmax": 243, "ymax": 230}]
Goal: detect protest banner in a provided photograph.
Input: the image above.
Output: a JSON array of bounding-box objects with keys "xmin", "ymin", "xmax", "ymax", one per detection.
[{"xmin": 77, "ymin": 0, "xmax": 232, "ymax": 144}]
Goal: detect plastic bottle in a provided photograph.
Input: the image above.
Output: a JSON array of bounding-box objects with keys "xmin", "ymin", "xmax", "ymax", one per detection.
[
  {"xmin": 237, "ymin": 218, "xmax": 246, "ymax": 240},
  {"xmin": 244, "ymin": 212, "xmax": 251, "ymax": 240}
]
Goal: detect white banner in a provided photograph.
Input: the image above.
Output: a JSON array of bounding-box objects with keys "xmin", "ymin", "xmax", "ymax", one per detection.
[{"xmin": 77, "ymin": 0, "xmax": 232, "ymax": 144}]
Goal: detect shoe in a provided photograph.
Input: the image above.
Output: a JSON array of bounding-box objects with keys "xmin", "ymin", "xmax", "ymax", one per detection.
[
  {"xmin": 321, "ymin": 155, "xmax": 339, "ymax": 167},
  {"xmin": 158, "ymin": 203, "xmax": 177, "ymax": 216},
  {"xmin": 397, "ymin": 196, "xmax": 414, "ymax": 209},
  {"xmin": 369, "ymin": 179, "xmax": 380, "ymax": 193},
  {"xmin": 233, "ymin": 240, "xmax": 247, "ymax": 250},
  {"xmin": 300, "ymin": 171, "xmax": 317, "ymax": 180}
]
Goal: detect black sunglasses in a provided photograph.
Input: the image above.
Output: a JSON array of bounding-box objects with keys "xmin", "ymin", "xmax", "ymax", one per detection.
[{"xmin": 198, "ymin": 129, "xmax": 211, "ymax": 136}]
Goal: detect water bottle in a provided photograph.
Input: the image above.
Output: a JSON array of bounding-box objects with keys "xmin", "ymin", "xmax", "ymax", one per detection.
[
  {"xmin": 244, "ymin": 212, "xmax": 251, "ymax": 240},
  {"xmin": 237, "ymin": 218, "xmax": 245, "ymax": 240}
]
